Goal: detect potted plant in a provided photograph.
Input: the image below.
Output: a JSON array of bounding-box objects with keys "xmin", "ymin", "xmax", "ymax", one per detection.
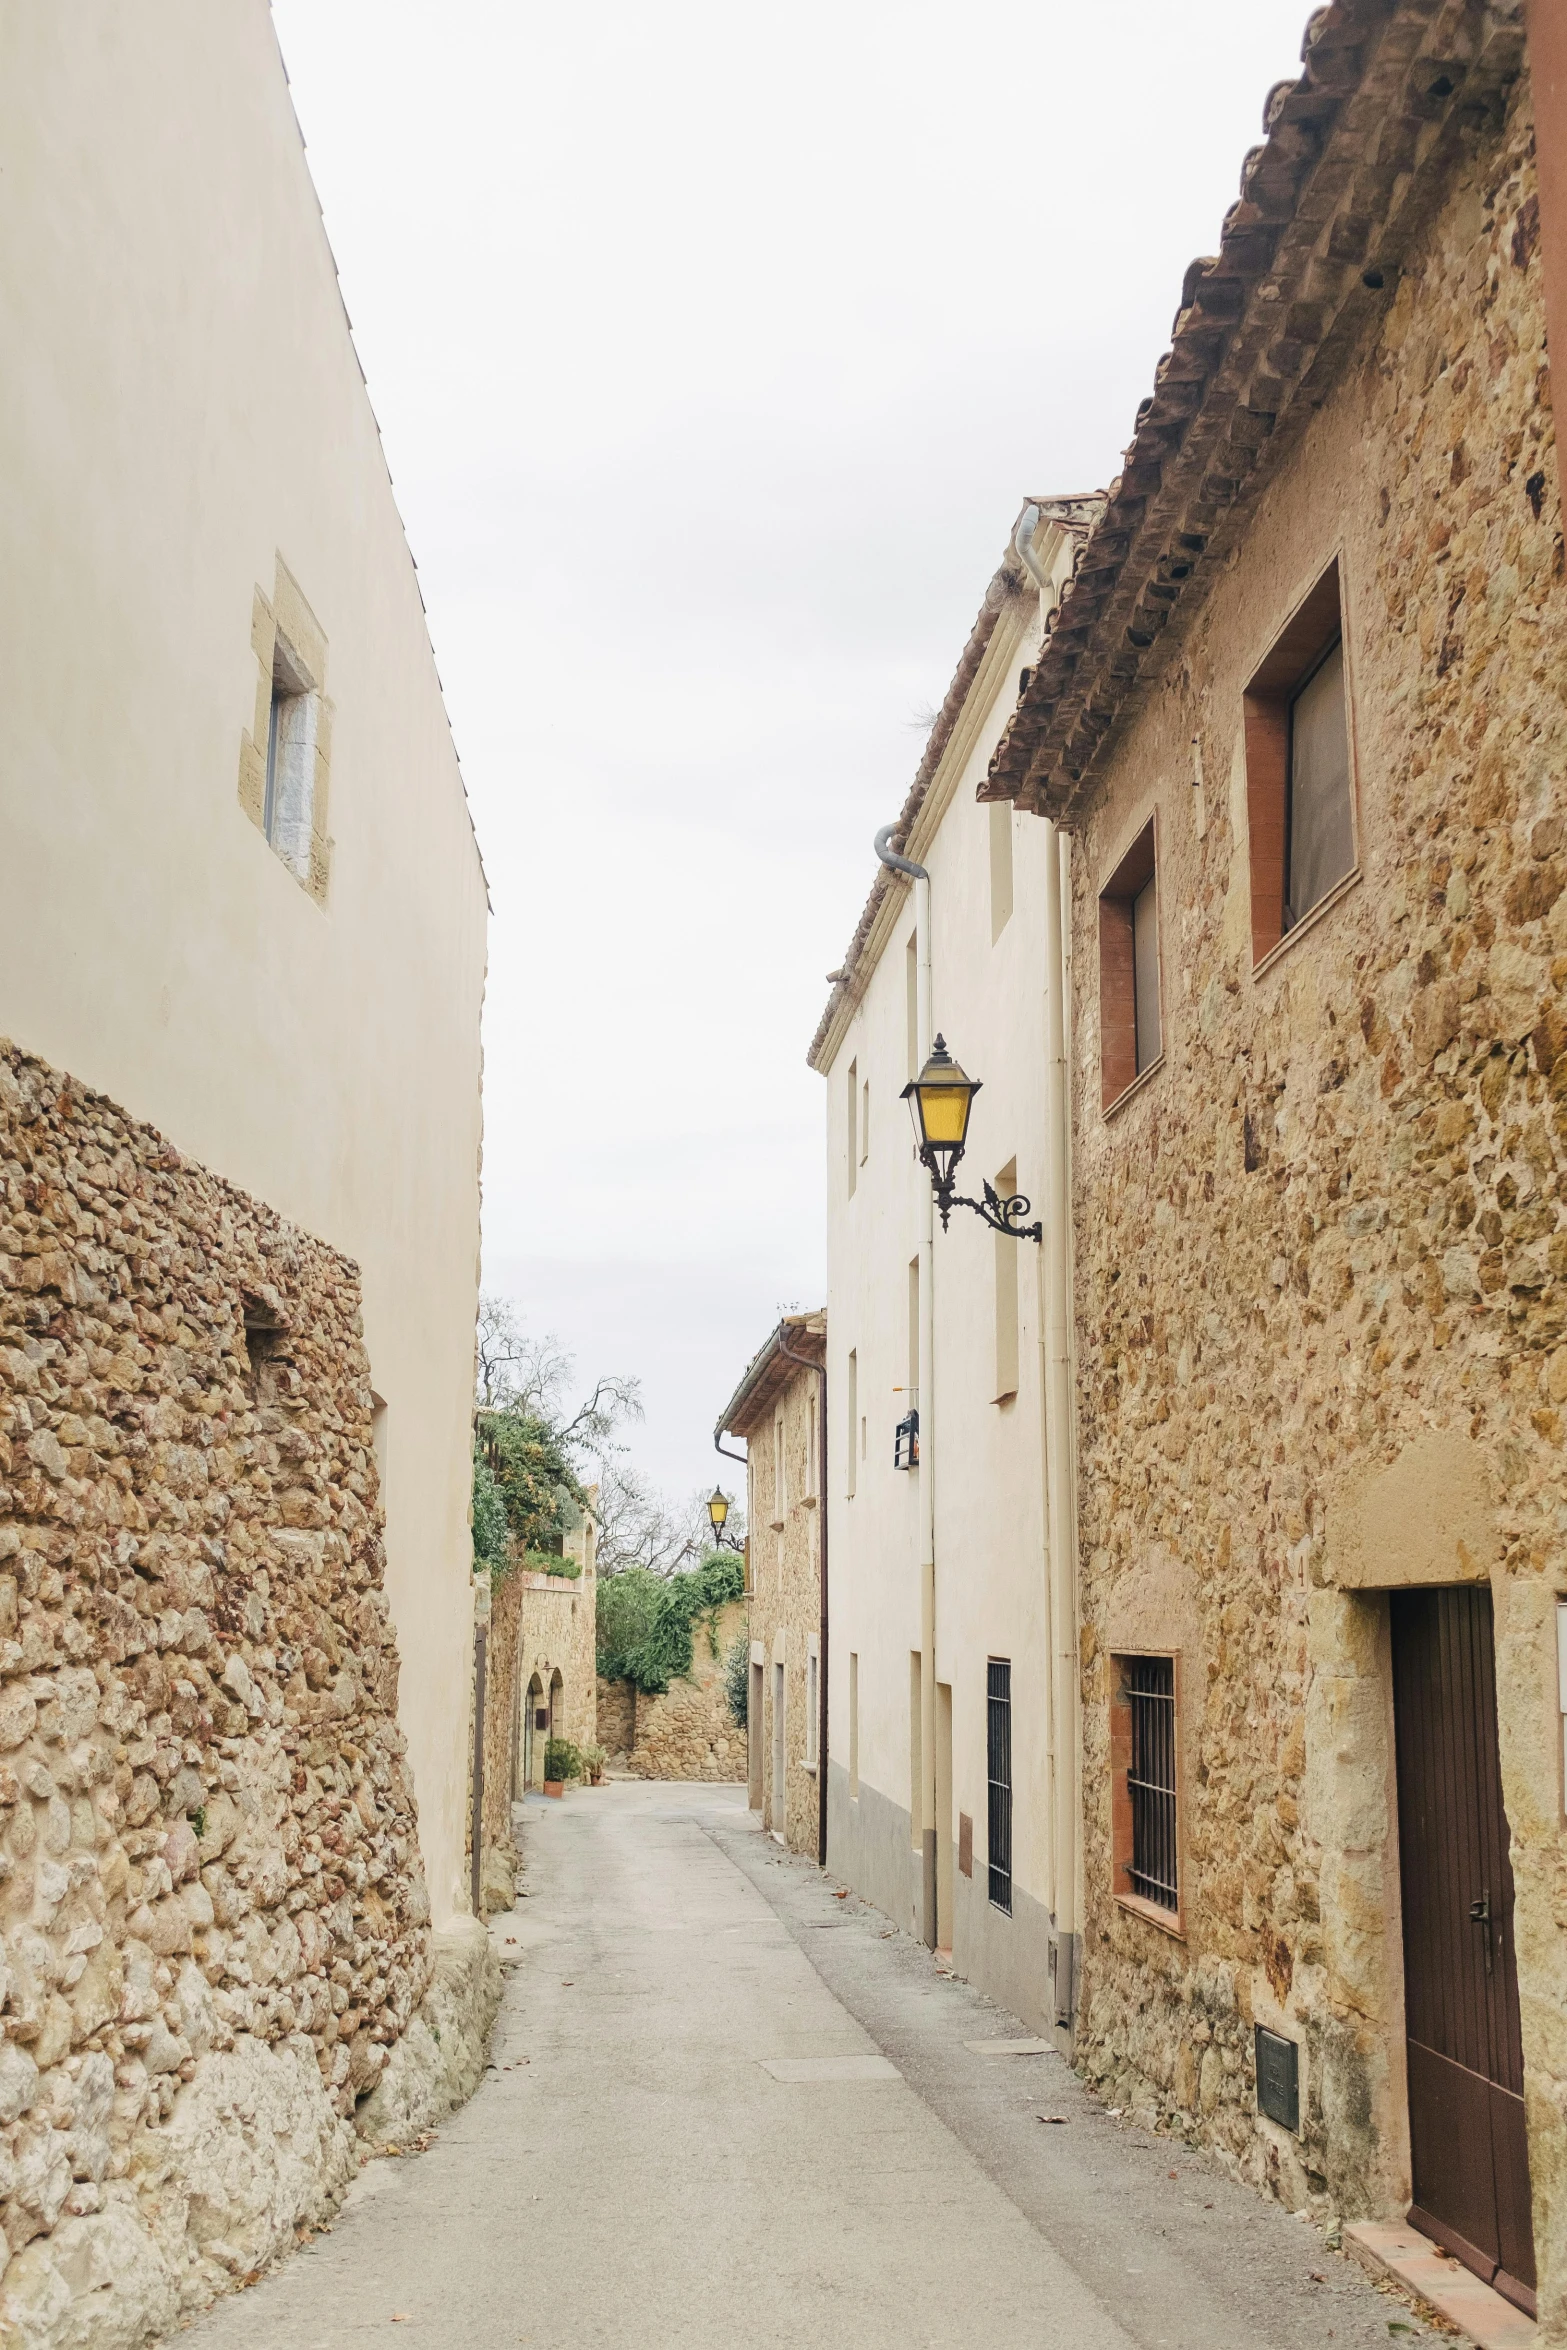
[
  {"xmin": 542, "ymin": 1737, "xmax": 582, "ymax": 1796},
  {"xmin": 581, "ymin": 1742, "xmax": 608, "ymax": 1786}
]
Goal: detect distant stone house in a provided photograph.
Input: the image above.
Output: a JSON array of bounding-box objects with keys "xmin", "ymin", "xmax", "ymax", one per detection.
[
  {"xmin": 984, "ymin": 0, "xmax": 1565, "ymax": 2326},
  {"xmin": 477, "ymin": 1500, "xmax": 598, "ymax": 1911},
  {"xmin": 716, "ymin": 1316, "xmax": 826, "ymax": 1855}
]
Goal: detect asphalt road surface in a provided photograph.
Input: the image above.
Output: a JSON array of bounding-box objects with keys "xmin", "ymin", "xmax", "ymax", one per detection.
[{"xmin": 178, "ymin": 1781, "xmax": 1435, "ymax": 2350}]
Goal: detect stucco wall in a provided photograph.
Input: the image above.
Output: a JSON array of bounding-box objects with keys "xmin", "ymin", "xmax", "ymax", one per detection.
[
  {"xmin": 0, "ymin": 5, "xmax": 488, "ymax": 1930},
  {"xmin": 817, "ymin": 534, "xmax": 1076, "ymax": 1993},
  {"xmin": 1060, "ymin": 80, "xmax": 1567, "ymax": 2321}
]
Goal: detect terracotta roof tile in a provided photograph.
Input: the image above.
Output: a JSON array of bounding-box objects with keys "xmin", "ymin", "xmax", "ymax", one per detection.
[{"xmin": 981, "ymin": 0, "xmax": 1527, "ymax": 825}]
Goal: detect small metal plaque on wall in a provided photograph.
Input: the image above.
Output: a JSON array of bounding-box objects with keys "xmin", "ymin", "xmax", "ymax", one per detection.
[{"xmin": 1255, "ymin": 2026, "xmax": 1300, "ymax": 2132}]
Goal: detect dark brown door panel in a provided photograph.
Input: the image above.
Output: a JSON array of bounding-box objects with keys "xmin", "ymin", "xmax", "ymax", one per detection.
[{"xmin": 1391, "ymin": 1588, "xmax": 1535, "ymax": 2305}]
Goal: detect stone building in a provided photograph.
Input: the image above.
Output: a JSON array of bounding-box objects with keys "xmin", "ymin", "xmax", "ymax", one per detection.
[
  {"xmin": 808, "ymin": 506, "xmax": 1093, "ymax": 2029},
  {"xmin": 0, "ymin": 7, "xmax": 490, "ymax": 2340},
  {"xmin": 476, "ymin": 1502, "xmax": 598, "ymax": 1911},
  {"xmin": 983, "ymin": 0, "xmax": 1565, "ymax": 2325},
  {"xmin": 716, "ymin": 1316, "xmax": 826, "ymax": 1855}
]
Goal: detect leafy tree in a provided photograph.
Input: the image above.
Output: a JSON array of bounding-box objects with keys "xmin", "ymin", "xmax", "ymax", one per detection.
[
  {"xmin": 595, "ymin": 1552, "xmax": 745, "ymax": 1696},
  {"xmin": 474, "ymin": 1406, "xmax": 583, "ymax": 1563},
  {"xmin": 471, "ymin": 1436, "xmax": 510, "ymax": 1578}
]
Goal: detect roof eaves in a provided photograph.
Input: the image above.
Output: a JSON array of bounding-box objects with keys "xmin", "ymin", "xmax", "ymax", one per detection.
[
  {"xmin": 981, "ymin": 0, "xmax": 1528, "ymax": 828},
  {"xmin": 716, "ymin": 1311, "xmax": 826, "ymax": 1443},
  {"xmin": 806, "ymin": 498, "xmax": 1101, "ymax": 1074}
]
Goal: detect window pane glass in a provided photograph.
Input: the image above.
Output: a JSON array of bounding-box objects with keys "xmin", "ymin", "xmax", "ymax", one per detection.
[
  {"xmin": 1132, "ymin": 875, "xmax": 1161, "ymax": 1073},
  {"xmin": 1287, "ymin": 638, "xmax": 1353, "ymax": 926}
]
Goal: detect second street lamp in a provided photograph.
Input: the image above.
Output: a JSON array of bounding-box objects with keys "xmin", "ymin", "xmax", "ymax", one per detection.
[
  {"xmin": 707, "ymin": 1486, "xmax": 741, "ymax": 1550},
  {"xmin": 901, "ymin": 1035, "xmax": 1043, "ymax": 1243}
]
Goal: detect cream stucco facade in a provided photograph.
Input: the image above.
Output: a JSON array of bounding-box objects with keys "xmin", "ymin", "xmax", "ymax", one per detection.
[
  {"xmin": 0, "ymin": 5, "xmax": 488, "ymax": 1927},
  {"xmin": 811, "ymin": 510, "xmax": 1091, "ymax": 2038}
]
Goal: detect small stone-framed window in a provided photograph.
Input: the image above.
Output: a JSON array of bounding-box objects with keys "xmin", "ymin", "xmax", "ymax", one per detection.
[
  {"xmin": 1110, "ymin": 1650, "xmax": 1183, "ymax": 1934},
  {"xmin": 238, "ymin": 557, "xmax": 334, "ymax": 903},
  {"xmin": 1098, "ymin": 819, "xmax": 1162, "ymax": 1111},
  {"xmin": 1243, "ymin": 557, "xmax": 1357, "ymax": 963}
]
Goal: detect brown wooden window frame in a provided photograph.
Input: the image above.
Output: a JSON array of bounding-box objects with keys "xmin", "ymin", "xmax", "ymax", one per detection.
[
  {"xmin": 1243, "ymin": 556, "xmax": 1359, "ymax": 968},
  {"xmin": 1110, "ymin": 1648, "xmax": 1185, "ymax": 1938},
  {"xmin": 1098, "ymin": 818, "xmax": 1163, "ymax": 1113}
]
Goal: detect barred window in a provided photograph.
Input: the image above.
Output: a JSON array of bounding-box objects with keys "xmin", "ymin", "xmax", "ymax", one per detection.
[
  {"xmin": 987, "ymin": 1659, "xmax": 1012, "ymax": 1915},
  {"xmin": 1118, "ymin": 1655, "xmax": 1178, "ymax": 1915}
]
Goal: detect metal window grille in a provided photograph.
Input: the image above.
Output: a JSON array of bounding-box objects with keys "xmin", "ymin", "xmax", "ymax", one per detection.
[
  {"xmin": 987, "ymin": 1658, "xmax": 1012, "ymax": 1915},
  {"xmin": 1126, "ymin": 1656, "xmax": 1177, "ymax": 1911}
]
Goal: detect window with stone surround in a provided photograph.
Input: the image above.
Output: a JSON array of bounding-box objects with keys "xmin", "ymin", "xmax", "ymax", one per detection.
[
  {"xmin": 238, "ymin": 557, "xmax": 334, "ymax": 903},
  {"xmin": 1111, "ymin": 1651, "xmax": 1182, "ymax": 1931},
  {"xmin": 1098, "ymin": 820, "xmax": 1162, "ymax": 1110},
  {"xmin": 1243, "ymin": 558, "xmax": 1357, "ymax": 962},
  {"xmin": 263, "ymin": 632, "xmax": 319, "ymax": 881}
]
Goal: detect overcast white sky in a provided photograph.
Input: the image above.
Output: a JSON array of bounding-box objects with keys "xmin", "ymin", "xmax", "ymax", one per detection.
[{"xmin": 272, "ymin": 0, "xmax": 1310, "ymax": 1505}]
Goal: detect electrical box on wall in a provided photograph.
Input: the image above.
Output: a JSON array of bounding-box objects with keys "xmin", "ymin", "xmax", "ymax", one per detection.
[{"xmin": 1255, "ymin": 2026, "xmax": 1300, "ymax": 2133}]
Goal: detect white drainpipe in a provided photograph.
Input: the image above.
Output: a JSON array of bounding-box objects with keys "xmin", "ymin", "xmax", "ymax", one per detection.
[
  {"xmin": 1042, "ymin": 818, "xmax": 1080, "ymax": 2031},
  {"xmin": 1014, "ymin": 501, "xmax": 1083, "ymax": 2031},
  {"xmin": 875, "ymin": 825, "xmax": 938, "ymax": 1946}
]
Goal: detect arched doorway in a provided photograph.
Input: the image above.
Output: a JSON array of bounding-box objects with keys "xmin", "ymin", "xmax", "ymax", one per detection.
[
  {"xmin": 524, "ymin": 1673, "xmax": 544, "ymax": 1790},
  {"xmin": 548, "ymin": 1668, "xmax": 564, "ymax": 1756}
]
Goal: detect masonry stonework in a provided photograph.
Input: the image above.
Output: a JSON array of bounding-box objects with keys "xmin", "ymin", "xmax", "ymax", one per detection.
[
  {"xmin": 0, "ymin": 1040, "xmax": 489, "ymax": 2344},
  {"xmin": 477, "ymin": 1545, "xmax": 598, "ymax": 1910},
  {"xmin": 1052, "ymin": 80, "xmax": 1567, "ymax": 2322},
  {"xmin": 598, "ymin": 1598, "xmax": 747, "ymax": 1782}
]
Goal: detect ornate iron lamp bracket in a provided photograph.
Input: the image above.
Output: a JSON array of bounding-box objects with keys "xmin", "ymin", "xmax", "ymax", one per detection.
[{"xmin": 931, "ymin": 1173, "xmax": 1043, "ymax": 1244}]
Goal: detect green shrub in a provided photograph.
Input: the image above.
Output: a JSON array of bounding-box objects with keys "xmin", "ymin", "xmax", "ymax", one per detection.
[
  {"xmin": 723, "ymin": 1629, "xmax": 749, "ymax": 1729},
  {"xmin": 475, "ymin": 1407, "xmax": 583, "ymax": 1557},
  {"xmin": 595, "ymin": 1552, "xmax": 745, "ymax": 1696},
  {"xmin": 471, "ymin": 1438, "xmax": 510, "ymax": 1579},
  {"xmin": 543, "ymin": 1737, "xmax": 584, "ymax": 1783}
]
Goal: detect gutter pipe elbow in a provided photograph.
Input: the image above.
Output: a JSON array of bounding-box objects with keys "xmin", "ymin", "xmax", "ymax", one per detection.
[
  {"xmin": 874, "ymin": 824, "xmax": 929, "ymax": 882},
  {"xmin": 1013, "ymin": 501, "xmax": 1048, "ymax": 593}
]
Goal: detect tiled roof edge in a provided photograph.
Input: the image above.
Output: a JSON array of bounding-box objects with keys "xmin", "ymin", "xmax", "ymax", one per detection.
[{"xmin": 981, "ymin": 0, "xmax": 1528, "ymax": 825}]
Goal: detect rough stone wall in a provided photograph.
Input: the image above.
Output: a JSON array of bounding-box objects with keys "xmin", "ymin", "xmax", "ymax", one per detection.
[
  {"xmin": 1062, "ymin": 84, "xmax": 1567, "ymax": 2320},
  {"xmin": 599, "ymin": 1598, "xmax": 747, "ymax": 1782},
  {"xmin": 0, "ymin": 1040, "xmax": 437, "ymax": 2340},
  {"xmin": 744, "ymin": 1355, "xmax": 824, "ymax": 1856}
]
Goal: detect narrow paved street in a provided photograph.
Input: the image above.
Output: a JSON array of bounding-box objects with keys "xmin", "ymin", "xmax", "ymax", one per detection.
[{"xmin": 180, "ymin": 1785, "xmax": 1435, "ymax": 2350}]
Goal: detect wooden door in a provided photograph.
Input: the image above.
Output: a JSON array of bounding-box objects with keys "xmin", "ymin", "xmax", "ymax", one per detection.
[{"xmin": 1391, "ymin": 1588, "xmax": 1535, "ymax": 2314}]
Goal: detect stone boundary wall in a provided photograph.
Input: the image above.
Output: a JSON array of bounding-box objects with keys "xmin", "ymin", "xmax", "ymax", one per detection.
[
  {"xmin": 0, "ymin": 1040, "xmax": 490, "ymax": 2346},
  {"xmin": 599, "ymin": 1598, "xmax": 747, "ymax": 1782}
]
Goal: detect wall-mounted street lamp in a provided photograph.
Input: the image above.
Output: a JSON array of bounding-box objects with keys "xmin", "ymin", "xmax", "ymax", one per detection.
[
  {"xmin": 900, "ymin": 1036, "xmax": 1042, "ymax": 1243},
  {"xmin": 707, "ymin": 1486, "xmax": 743, "ymax": 1551}
]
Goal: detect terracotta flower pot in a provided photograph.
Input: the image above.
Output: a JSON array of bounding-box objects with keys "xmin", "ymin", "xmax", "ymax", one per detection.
[{"xmin": 543, "ymin": 1780, "xmax": 564, "ymax": 1798}]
